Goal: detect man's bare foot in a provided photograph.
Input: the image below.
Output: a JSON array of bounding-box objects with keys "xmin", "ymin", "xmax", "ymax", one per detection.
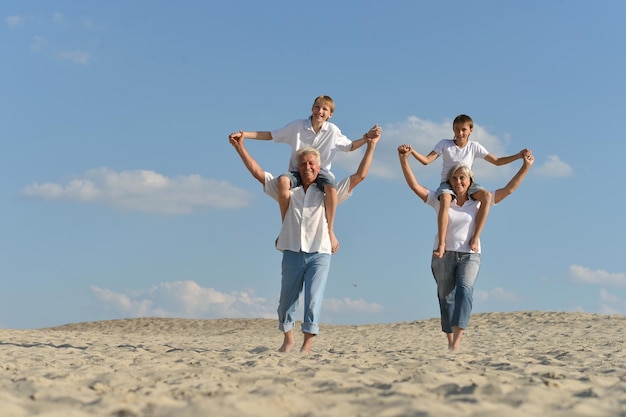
[
  {"xmin": 300, "ymin": 333, "xmax": 315, "ymax": 354},
  {"xmin": 278, "ymin": 331, "xmax": 295, "ymax": 353}
]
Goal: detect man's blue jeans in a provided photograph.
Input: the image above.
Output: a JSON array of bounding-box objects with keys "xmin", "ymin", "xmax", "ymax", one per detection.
[
  {"xmin": 278, "ymin": 250, "xmax": 331, "ymax": 335},
  {"xmin": 431, "ymin": 251, "xmax": 481, "ymax": 333}
]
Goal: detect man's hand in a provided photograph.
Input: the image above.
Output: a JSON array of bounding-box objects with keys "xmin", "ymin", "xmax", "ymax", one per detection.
[
  {"xmin": 522, "ymin": 149, "xmax": 534, "ymax": 166},
  {"xmin": 365, "ymin": 124, "xmax": 382, "ymax": 140},
  {"xmin": 229, "ymin": 130, "xmax": 244, "ymax": 148},
  {"xmin": 517, "ymin": 148, "xmax": 531, "ymax": 159}
]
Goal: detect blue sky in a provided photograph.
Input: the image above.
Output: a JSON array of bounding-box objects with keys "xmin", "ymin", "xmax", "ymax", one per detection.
[{"xmin": 2, "ymin": 1, "xmax": 625, "ymax": 329}]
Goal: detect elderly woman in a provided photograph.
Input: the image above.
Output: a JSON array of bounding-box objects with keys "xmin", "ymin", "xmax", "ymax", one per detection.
[{"xmin": 398, "ymin": 144, "xmax": 534, "ymax": 351}]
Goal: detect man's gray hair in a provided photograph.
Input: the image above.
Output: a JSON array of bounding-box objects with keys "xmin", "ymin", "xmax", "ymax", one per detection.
[{"xmin": 297, "ymin": 146, "xmax": 321, "ymax": 164}]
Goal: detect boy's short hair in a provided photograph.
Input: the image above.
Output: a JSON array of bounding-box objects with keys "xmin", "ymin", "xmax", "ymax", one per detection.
[
  {"xmin": 453, "ymin": 114, "xmax": 473, "ymax": 128},
  {"xmin": 312, "ymin": 95, "xmax": 335, "ymax": 113},
  {"xmin": 297, "ymin": 146, "xmax": 321, "ymax": 165}
]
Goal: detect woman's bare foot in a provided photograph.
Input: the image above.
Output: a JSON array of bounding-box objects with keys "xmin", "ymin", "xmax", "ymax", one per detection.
[
  {"xmin": 449, "ymin": 326, "xmax": 464, "ymax": 352},
  {"xmin": 300, "ymin": 333, "xmax": 315, "ymax": 354}
]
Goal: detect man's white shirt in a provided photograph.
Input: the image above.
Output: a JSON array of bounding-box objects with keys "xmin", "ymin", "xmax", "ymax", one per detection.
[{"xmin": 264, "ymin": 172, "xmax": 352, "ymax": 254}]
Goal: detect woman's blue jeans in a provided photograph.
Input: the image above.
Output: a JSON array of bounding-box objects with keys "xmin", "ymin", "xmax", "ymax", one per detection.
[
  {"xmin": 431, "ymin": 251, "xmax": 481, "ymax": 333},
  {"xmin": 278, "ymin": 250, "xmax": 331, "ymax": 335}
]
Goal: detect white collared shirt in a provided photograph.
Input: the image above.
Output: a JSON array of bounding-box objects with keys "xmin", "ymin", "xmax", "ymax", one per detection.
[
  {"xmin": 264, "ymin": 172, "xmax": 352, "ymax": 254},
  {"xmin": 271, "ymin": 119, "xmax": 353, "ymax": 173}
]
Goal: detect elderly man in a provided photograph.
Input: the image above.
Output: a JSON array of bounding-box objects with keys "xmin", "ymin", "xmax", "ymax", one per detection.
[{"xmin": 229, "ymin": 130, "xmax": 380, "ymax": 353}]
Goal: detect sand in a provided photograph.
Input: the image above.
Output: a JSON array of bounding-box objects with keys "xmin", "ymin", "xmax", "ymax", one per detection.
[{"xmin": 0, "ymin": 311, "xmax": 625, "ymax": 417}]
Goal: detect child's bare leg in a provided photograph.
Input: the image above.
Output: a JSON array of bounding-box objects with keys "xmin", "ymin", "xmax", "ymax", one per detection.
[
  {"xmin": 469, "ymin": 190, "xmax": 492, "ymax": 252},
  {"xmin": 435, "ymin": 194, "xmax": 452, "ymax": 258},
  {"xmin": 300, "ymin": 332, "xmax": 315, "ymax": 354},
  {"xmin": 278, "ymin": 330, "xmax": 295, "ymax": 353},
  {"xmin": 446, "ymin": 332, "xmax": 454, "ymax": 350},
  {"xmin": 324, "ymin": 185, "xmax": 339, "ymax": 254},
  {"xmin": 277, "ymin": 176, "xmax": 291, "ymax": 222}
]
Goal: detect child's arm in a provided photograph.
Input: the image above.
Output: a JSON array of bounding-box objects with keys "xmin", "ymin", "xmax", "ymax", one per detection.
[
  {"xmin": 410, "ymin": 148, "xmax": 439, "ymax": 166},
  {"xmin": 238, "ymin": 130, "xmax": 273, "ymax": 140},
  {"xmin": 350, "ymin": 124, "xmax": 381, "ymax": 151},
  {"xmin": 350, "ymin": 135, "xmax": 369, "ymax": 151},
  {"xmin": 484, "ymin": 148, "xmax": 530, "ymax": 166}
]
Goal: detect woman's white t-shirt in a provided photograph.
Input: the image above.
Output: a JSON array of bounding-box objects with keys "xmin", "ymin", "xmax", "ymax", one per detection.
[{"xmin": 426, "ymin": 190, "xmax": 482, "ymax": 253}]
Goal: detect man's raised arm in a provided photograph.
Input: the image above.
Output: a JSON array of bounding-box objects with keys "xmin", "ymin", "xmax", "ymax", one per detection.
[{"xmin": 229, "ymin": 132, "xmax": 266, "ymax": 185}]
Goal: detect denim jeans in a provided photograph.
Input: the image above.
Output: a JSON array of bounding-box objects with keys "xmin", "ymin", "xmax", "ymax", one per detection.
[
  {"xmin": 278, "ymin": 250, "xmax": 331, "ymax": 335},
  {"xmin": 436, "ymin": 181, "xmax": 486, "ymax": 200},
  {"xmin": 431, "ymin": 251, "xmax": 481, "ymax": 333}
]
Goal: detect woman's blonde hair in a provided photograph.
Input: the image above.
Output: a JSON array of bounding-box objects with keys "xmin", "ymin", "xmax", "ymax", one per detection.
[{"xmin": 446, "ymin": 163, "xmax": 475, "ymax": 185}]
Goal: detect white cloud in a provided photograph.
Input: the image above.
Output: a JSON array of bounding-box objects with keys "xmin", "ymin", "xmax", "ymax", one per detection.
[
  {"xmin": 474, "ymin": 287, "xmax": 522, "ymax": 303},
  {"xmin": 598, "ymin": 288, "xmax": 626, "ymax": 315},
  {"xmin": 323, "ymin": 297, "xmax": 384, "ymax": 314},
  {"xmin": 81, "ymin": 18, "xmax": 105, "ymax": 31},
  {"xmin": 55, "ymin": 50, "xmax": 90, "ymax": 65},
  {"xmin": 19, "ymin": 15, "xmax": 93, "ymax": 65},
  {"xmin": 91, "ymin": 281, "xmax": 275, "ymax": 319},
  {"xmin": 7, "ymin": 12, "xmax": 101, "ymax": 30},
  {"xmin": 52, "ymin": 12, "xmax": 65, "ymax": 26},
  {"xmin": 91, "ymin": 281, "xmax": 385, "ymax": 321},
  {"xmin": 568, "ymin": 265, "xmax": 626, "ymax": 288},
  {"xmin": 30, "ymin": 35, "xmax": 48, "ymax": 52},
  {"xmin": 333, "ymin": 116, "xmax": 519, "ymax": 182},
  {"xmin": 6, "ymin": 15, "xmax": 24, "ymax": 27},
  {"xmin": 534, "ymin": 155, "xmax": 573, "ymax": 178},
  {"xmin": 21, "ymin": 167, "xmax": 253, "ymax": 214},
  {"xmin": 30, "ymin": 36, "xmax": 91, "ymax": 65}
]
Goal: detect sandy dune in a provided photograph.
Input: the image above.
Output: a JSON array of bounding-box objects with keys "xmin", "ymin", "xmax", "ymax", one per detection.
[{"xmin": 1, "ymin": 311, "xmax": 625, "ymax": 416}]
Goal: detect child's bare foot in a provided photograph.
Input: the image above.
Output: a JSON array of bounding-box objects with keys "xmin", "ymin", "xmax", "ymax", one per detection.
[
  {"xmin": 278, "ymin": 332, "xmax": 295, "ymax": 353},
  {"xmin": 330, "ymin": 231, "xmax": 340, "ymax": 254}
]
